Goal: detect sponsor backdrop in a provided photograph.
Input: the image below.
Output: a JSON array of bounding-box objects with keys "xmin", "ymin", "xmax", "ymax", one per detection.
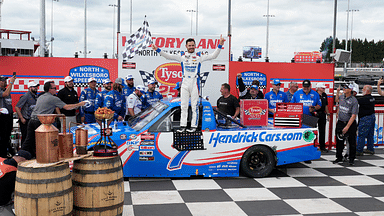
[
  {"xmin": 118, "ymin": 34, "xmax": 230, "ymax": 106},
  {"xmin": 0, "ymin": 56, "xmax": 118, "ymax": 108}
]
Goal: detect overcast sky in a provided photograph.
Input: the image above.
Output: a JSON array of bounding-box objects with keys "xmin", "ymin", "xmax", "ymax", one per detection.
[{"xmin": 1, "ymin": 0, "xmax": 382, "ymax": 62}]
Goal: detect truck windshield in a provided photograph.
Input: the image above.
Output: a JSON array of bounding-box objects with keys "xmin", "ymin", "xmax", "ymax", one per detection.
[{"xmin": 128, "ymin": 101, "xmax": 169, "ymax": 131}]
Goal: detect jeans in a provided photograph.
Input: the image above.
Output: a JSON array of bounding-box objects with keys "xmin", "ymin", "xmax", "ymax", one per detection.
[{"xmin": 357, "ymin": 114, "xmax": 375, "ymax": 153}]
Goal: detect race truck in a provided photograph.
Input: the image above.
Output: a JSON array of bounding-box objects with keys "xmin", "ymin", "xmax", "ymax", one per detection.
[{"xmin": 72, "ymin": 98, "xmax": 321, "ymax": 178}]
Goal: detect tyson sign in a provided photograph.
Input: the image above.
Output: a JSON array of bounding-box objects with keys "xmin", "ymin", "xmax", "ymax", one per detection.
[{"xmin": 155, "ymin": 63, "xmax": 182, "ymax": 86}]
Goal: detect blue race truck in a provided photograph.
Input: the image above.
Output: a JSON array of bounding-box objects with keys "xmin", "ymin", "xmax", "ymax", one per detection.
[{"xmin": 72, "ymin": 98, "xmax": 320, "ymax": 178}]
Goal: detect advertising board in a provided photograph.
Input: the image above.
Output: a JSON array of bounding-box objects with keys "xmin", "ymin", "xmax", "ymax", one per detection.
[{"xmin": 243, "ymin": 46, "xmax": 262, "ymax": 59}]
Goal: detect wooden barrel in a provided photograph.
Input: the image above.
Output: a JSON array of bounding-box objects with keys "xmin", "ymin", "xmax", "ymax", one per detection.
[
  {"xmin": 72, "ymin": 156, "xmax": 124, "ymax": 216},
  {"xmin": 14, "ymin": 161, "xmax": 73, "ymax": 216}
]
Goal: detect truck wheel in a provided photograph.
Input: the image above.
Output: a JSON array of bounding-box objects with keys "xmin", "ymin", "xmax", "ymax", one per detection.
[{"xmin": 240, "ymin": 145, "xmax": 275, "ymax": 178}]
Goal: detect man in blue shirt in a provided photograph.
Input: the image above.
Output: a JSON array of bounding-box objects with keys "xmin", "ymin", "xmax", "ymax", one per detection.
[
  {"xmin": 265, "ymin": 79, "xmax": 289, "ymax": 117},
  {"xmin": 143, "ymin": 79, "xmax": 163, "ymax": 109},
  {"xmin": 95, "ymin": 79, "xmax": 112, "ymax": 111},
  {"xmin": 104, "ymin": 78, "xmax": 125, "ymax": 121},
  {"xmin": 79, "ymin": 77, "xmax": 99, "ymax": 124},
  {"xmin": 291, "ymin": 80, "xmax": 321, "ymax": 115},
  {"xmin": 122, "ymin": 74, "xmax": 135, "ymax": 100}
]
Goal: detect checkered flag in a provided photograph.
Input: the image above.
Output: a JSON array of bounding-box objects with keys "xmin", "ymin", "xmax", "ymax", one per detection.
[
  {"xmin": 122, "ymin": 16, "xmax": 153, "ymax": 60},
  {"xmin": 260, "ymin": 109, "xmax": 267, "ymax": 115},
  {"xmin": 139, "ymin": 70, "xmax": 155, "ymax": 86},
  {"xmin": 244, "ymin": 109, "xmax": 267, "ymax": 115},
  {"xmin": 200, "ymin": 72, "xmax": 209, "ymax": 88}
]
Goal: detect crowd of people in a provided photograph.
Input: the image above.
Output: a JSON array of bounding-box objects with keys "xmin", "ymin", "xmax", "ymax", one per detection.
[
  {"xmin": 216, "ymin": 75, "xmax": 377, "ymax": 166},
  {"xmin": 0, "ymin": 74, "xmax": 165, "ymax": 206}
]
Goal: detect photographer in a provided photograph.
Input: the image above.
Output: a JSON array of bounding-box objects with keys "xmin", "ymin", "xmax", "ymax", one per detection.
[{"xmin": 0, "ymin": 74, "xmax": 16, "ymax": 158}]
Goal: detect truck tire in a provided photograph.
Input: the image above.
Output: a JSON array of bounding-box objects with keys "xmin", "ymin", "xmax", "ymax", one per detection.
[{"xmin": 240, "ymin": 145, "xmax": 276, "ymax": 178}]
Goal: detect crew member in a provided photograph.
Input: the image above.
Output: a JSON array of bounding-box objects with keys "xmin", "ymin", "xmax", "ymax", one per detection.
[
  {"xmin": 333, "ymin": 83, "xmax": 358, "ymax": 166},
  {"xmin": 57, "ymin": 76, "xmax": 79, "ymax": 131},
  {"xmin": 21, "ymin": 81, "xmax": 87, "ymax": 157},
  {"xmin": 152, "ymin": 35, "xmax": 226, "ymax": 133},
  {"xmin": 79, "ymin": 77, "xmax": 99, "ymax": 124},
  {"xmin": 104, "ymin": 78, "xmax": 125, "ymax": 121},
  {"xmin": 285, "ymin": 81, "xmax": 298, "ymax": 102},
  {"xmin": 143, "ymin": 79, "xmax": 163, "ymax": 109},
  {"xmin": 237, "ymin": 73, "xmax": 263, "ymax": 100},
  {"xmin": 0, "ymin": 75, "xmax": 16, "ymax": 158},
  {"xmin": 122, "ymin": 74, "xmax": 135, "ymax": 100},
  {"xmin": 15, "ymin": 81, "xmax": 39, "ymax": 145},
  {"xmin": 265, "ymin": 79, "xmax": 289, "ymax": 117},
  {"xmin": 95, "ymin": 79, "xmax": 113, "ymax": 111},
  {"xmin": 291, "ymin": 80, "xmax": 321, "ymax": 116},
  {"xmin": 217, "ymin": 83, "xmax": 240, "ymax": 119},
  {"xmin": 127, "ymin": 85, "xmax": 146, "ymax": 117},
  {"xmin": 315, "ymin": 83, "xmax": 330, "ymax": 152},
  {"xmin": 356, "ymin": 85, "xmax": 375, "ymax": 155}
]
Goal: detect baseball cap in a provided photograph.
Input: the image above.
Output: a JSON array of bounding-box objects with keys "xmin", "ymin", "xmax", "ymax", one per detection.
[
  {"xmin": 125, "ymin": 74, "xmax": 134, "ymax": 80},
  {"xmin": 273, "ymin": 79, "xmax": 281, "ymax": 85},
  {"xmin": 64, "ymin": 76, "xmax": 73, "ymax": 82},
  {"xmin": 0, "ymin": 76, "xmax": 8, "ymax": 81},
  {"xmin": 342, "ymin": 83, "xmax": 354, "ymax": 90},
  {"xmin": 148, "ymin": 79, "xmax": 157, "ymax": 85},
  {"xmin": 302, "ymin": 79, "xmax": 311, "ymax": 87},
  {"xmin": 250, "ymin": 85, "xmax": 259, "ymax": 90},
  {"xmin": 88, "ymin": 77, "xmax": 97, "ymax": 83},
  {"xmin": 315, "ymin": 83, "xmax": 326, "ymax": 89},
  {"xmin": 102, "ymin": 79, "xmax": 112, "ymax": 84},
  {"xmin": 44, "ymin": 79, "xmax": 54, "ymax": 84},
  {"xmin": 136, "ymin": 85, "xmax": 146, "ymax": 93},
  {"xmin": 174, "ymin": 82, "xmax": 181, "ymax": 90},
  {"xmin": 115, "ymin": 78, "xmax": 123, "ymax": 85},
  {"xmin": 352, "ymin": 83, "xmax": 359, "ymax": 93},
  {"xmin": 28, "ymin": 81, "xmax": 40, "ymax": 88}
]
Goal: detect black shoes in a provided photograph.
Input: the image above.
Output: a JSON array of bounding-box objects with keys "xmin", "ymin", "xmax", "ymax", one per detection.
[
  {"xmin": 349, "ymin": 160, "xmax": 355, "ymax": 166},
  {"xmin": 333, "ymin": 158, "xmax": 343, "ymax": 164}
]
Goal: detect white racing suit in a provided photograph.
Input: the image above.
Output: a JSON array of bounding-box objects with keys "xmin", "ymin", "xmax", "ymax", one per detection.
[{"xmin": 155, "ymin": 45, "xmax": 222, "ymax": 128}]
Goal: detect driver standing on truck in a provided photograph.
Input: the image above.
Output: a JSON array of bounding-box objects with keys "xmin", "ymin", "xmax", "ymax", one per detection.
[{"xmin": 152, "ymin": 35, "xmax": 226, "ymax": 133}]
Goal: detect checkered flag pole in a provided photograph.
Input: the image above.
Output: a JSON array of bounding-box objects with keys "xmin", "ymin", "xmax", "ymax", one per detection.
[
  {"xmin": 139, "ymin": 70, "xmax": 155, "ymax": 86},
  {"xmin": 200, "ymin": 72, "xmax": 210, "ymax": 88},
  {"xmin": 122, "ymin": 16, "xmax": 153, "ymax": 60}
]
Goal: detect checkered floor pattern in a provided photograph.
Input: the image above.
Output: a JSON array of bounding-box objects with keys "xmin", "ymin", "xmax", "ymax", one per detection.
[{"xmin": 2, "ymin": 148, "xmax": 384, "ymax": 216}]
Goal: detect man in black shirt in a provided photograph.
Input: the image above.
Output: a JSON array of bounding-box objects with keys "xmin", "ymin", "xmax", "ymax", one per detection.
[
  {"xmin": 217, "ymin": 83, "xmax": 240, "ymax": 119},
  {"xmin": 57, "ymin": 76, "xmax": 79, "ymax": 131},
  {"xmin": 316, "ymin": 83, "xmax": 330, "ymax": 152},
  {"xmin": 356, "ymin": 85, "xmax": 375, "ymax": 155}
]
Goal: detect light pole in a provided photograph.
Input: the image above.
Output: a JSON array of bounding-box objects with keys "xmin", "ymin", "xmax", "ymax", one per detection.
[
  {"xmin": 0, "ymin": 0, "xmax": 4, "ymax": 29},
  {"xmin": 50, "ymin": 0, "xmax": 58, "ymax": 57},
  {"xmin": 186, "ymin": 10, "xmax": 195, "ymax": 35},
  {"xmin": 263, "ymin": 0, "xmax": 275, "ymax": 62},
  {"xmin": 130, "ymin": 0, "xmax": 132, "ymax": 34},
  {"xmin": 343, "ymin": 0, "xmax": 350, "ymax": 75},
  {"xmin": 84, "ymin": 0, "xmax": 87, "ymax": 58},
  {"xmin": 348, "ymin": 9, "xmax": 359, "ymax": 66},
  {"xmin": 39, "ymin": 0, "xmax": 46, "ymax": 57},
  {"xmin": 109, "ymin": 4, "xmax": 117, "ymax": 58},
  {"xmin": 196, "ymin": 0, "xmax": 198, "ymax": 36}
]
